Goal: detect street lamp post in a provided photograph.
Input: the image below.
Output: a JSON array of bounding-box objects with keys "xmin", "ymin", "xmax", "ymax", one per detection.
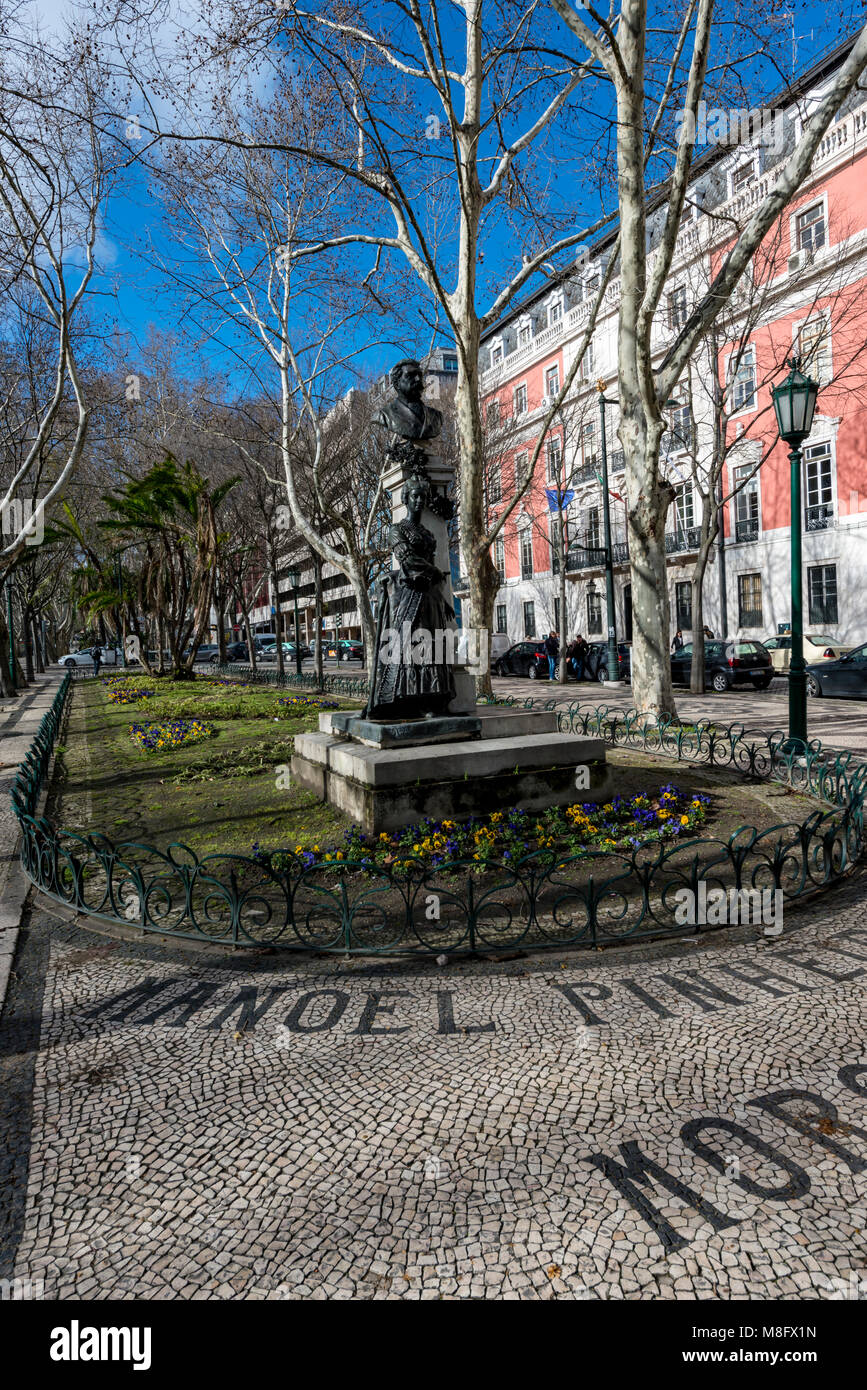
[
  {"xmin": 6, "ymin": 581, "xmax": 15, "ymax": 687},
  {"xmin": 771, "ymin": 356, "xmax": 820, "ymax": 752},
  {"xmin": 597, "ymin": 383, "xmax": 619, "ymax": 682},
  {"xmin": 116, "ymin": 552, "xmax": 126, "ymax": 666},
  {"xmin": 287, "ymin": 567, "xmax": 302, "ymax": 675}
]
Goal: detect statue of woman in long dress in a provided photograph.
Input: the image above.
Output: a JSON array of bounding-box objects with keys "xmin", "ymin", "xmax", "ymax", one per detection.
[{"xmin": 367, "ymin": 473, "xmax": 456, "ymax": 721}]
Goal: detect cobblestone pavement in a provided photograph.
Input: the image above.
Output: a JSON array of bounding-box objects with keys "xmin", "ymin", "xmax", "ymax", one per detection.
[
  {"xmin": 491, "ymin": 675, "xmax": 867, "ymax": 756},
  {"xmin": 2, "ymin": 871, "xmax": 866, "ymax": 1301}
]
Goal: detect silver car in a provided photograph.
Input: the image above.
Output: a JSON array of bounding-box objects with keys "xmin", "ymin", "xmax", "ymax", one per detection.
[{"xmin": 59, "ymin": 647, "xmax": 122, "ymax": 669}]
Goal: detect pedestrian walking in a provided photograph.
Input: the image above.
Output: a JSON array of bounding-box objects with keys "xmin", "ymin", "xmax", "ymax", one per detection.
[
  {"xmin": 544, "ymin": 630, "xmax": 560, "ymax": 680},
  {"xmin": 91, "ymin": 644, "xmax": 103, "ymax": 676},
  {"xmin": 671, "ymin": 629, "xmax": 684, "ymax": 654}
]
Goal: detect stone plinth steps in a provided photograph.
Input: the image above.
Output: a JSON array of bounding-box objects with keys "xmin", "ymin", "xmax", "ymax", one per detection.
[{"xmin": 291, "ymin": 705, "xmax": 612, "ymax": 833}]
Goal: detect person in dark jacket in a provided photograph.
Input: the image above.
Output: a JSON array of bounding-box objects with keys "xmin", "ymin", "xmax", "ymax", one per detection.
[
  {"xmin": 671, "ymin": 629, "xmax": 684, "ymax": 654},
  {"xmin": 91, "ymin": 644, "xmax": 103, "ymax": 676},
  {"xmin": 544, "ymin": 630, "xmax": 560, "ymax": 680},
  {"xmin": 565, "ymin": 634, "xmax": 589, "ymax": 681}
]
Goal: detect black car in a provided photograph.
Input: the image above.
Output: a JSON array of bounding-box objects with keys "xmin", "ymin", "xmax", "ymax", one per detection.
[
  {"xmin": 806, "ymin": 640, "xmax": 867, "ymax": 698},
  {"xmin": 492, "ymin": 640, "xmax": 549, "ymax": 678},
  {"xmin": 671, "ymin": 638, "xmax": 773, "ymax": 692},
  {"xmin": 585, "ymin": 641, "xmax": 632, "ymax": 683},
  {"xmin": 335, "ymin": 639, "xmax": 364, "ymax": 662},
  {"xmin": 224, "ymin": 641, "xmax": 250, "ymax": 662}
]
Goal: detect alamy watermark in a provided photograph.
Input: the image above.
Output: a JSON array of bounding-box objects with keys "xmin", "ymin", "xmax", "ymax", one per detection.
[
  {"xmin": 673, "ymin": 883, "xmax": 783, "ymax": 934},
  {"xmin": 676, "ymin": 100, "xmax": 786, "ymax": 158},
  {"xmin": 1, "ymin": 497, "xmax": 44, "ymax": 546}
]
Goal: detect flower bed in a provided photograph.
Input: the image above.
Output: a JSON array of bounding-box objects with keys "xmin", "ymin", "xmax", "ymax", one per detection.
[
  {"xmin": 253, "ymin": 784, "xmax": 710, "ymax": 873},
  {"xmin": 103, "ymin": 681, "xmax": 154, "ymax": 706},
  {"xmin": 129, "ymin": 720, "xmax": 215, "ymax": 753}
]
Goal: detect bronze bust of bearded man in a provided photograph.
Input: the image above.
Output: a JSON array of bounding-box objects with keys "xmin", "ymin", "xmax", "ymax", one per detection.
[{"xmin": 373, "ymin": 358, "xmax": 443, "ymax": 442}]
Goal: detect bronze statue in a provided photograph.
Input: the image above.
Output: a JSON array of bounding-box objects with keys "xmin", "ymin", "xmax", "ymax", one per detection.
[
  {"xmin": 366, "ymin": 471, "xmax": 456, "ymax": 721},
  {"xmin": 373, "ymin": 359, "xmax": 443, "ymax": 442}
]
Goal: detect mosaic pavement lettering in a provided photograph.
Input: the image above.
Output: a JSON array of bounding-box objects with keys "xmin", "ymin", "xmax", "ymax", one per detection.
[{"xmin": 1, "ymin": 879, "xmax": 866, "ymax": 1300}]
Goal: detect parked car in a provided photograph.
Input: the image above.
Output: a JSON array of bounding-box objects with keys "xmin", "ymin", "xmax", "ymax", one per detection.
[
  {"xmin": 334, "ymin": 639, "xmax": 364, "ymax": 662},
  {"xmin": 188, "ymin": 643, "xmax": 219, "ymax": 663},
  {"xmin": 59, "ymin": 646, "xmax": 122, "ymax": 669},
  {"xmin": 224, "ymin": 641, "xmax": 250, "ymax": 662},
  {"xmin": 671, "ymin": 638, "xmax": 773, "ymax": 692},
  {"xmin": 762, "ymin": 633, "xmax": 854, "ymax": 673},
  {"xmin": 259, "ymin": 640, "xmax": 312, "ymax": 662},
  {"xmin": 585, "ymin": 641, "xmax": 632, "ymax": 683},
  {"xmin": 806, "ymin": 640, "xmax": 867, "ymax": 698},
  {"xmin": 492, "ymin": 640, "xmax": 548, "ymax": 678}
]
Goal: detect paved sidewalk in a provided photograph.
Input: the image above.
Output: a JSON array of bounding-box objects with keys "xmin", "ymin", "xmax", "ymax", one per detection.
[
  {"xmin": 492, "ymin": 675, "xmax": 867, "ymax": 756},
  {"xmin": 0, "ymin": 673, "xmax": 63, "ymax": 1013}
]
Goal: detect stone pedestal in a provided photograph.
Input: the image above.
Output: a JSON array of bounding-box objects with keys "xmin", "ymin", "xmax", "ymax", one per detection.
[{"xmin": 292, "ymin": 707, "xmax": 613, "ymax": 834}]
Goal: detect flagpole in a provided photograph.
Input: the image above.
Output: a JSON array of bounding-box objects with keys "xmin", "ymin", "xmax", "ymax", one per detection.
[{"xmin": 597, "ymin": 381, "xmax": 619, "ymax": 682}]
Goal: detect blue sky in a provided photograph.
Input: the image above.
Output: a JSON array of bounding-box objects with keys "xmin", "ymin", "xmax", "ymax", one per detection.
[{"xmin": 33, "ymin": 0, "xmax": 867, "ymax": 395}]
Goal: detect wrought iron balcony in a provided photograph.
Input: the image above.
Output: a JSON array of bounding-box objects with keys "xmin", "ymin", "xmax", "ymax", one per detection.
[
  {"xmin": 735, "ymin": 518, "xmax": 760, "ymax": 542},
  {"xmin": 573, "ymin": 462, "xmax": 598, "ymax": 484},
  {"xmin": 664, "ymin": 526, "xmax": 701, "ymax": 554},
  {"xmin": 454, "ymin": 574, "xmax": 470, "ymax": 592},
  {"xmin": 565, "ymin": 536, "xmax": 629, "ymax": 572},
  {"xmin": 805, "ymin": 503, "xmax": 834, "ymax": 531}
]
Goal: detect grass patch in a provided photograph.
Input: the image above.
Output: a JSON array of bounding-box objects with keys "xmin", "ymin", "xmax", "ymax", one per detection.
[
  {"xmin": 50, "ymin": 677, "xmax": 822, "ymax": 868},
  {"xmin": 51, "ymin": 676, "xmax": 362, "ymax": 857}
]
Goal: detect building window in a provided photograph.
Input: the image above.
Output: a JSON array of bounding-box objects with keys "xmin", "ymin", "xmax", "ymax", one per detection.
[
  {"xmin": 548, "ymin": 296, "xmax": 563, "ymax": 326},
  {"xmin": 496, "ymin": 602, "xmax": 508, "ymax": 634},
  {"xmin": 487, "ymin": 461, "xmax": 501, "ymax": 504},
  {"xmin": 675, "ymin": 580, "xmax": 692, "ymax": 630},
  {"xmin": 517, "ymin": 320, "xmax": 532, "ymax": 348},
  {"xmin": 579, "ymin": 339, "xmax": 595, "ymax": 380},
  {"xmin": 494, "ymin": 536, "xmax": 505, "ymax": 583},
  {"xmin": 545, "ymin": 364, "xmax": 560, "ymax": 398},
  {"xmin": 796, "ymin": 202, "xmax": 826, "ymax": 255},
  {"xmin": 523, "ymin": 600, "xmax": 536, "ymax": 637},
  {"xmin": 668, "ymin": 285, "xmax": 688, "ymax": 330},
  {"xmin": 731, "ymin": 346, "xmax": 756, "ymax": 412},
  {"xmin": 666, "ymin": 402, "xmax": 692, "ymax": 452},
  {"xmin": 808, "ymin": 564, "xmax": 838, "ymax": 624},
  {"xmin": 546, "ymin": 434, "xmax": 562, "ymax": 481},
  {"xmin": 586, "ymin": 506, "xmax": 601, "ymax": 549},
  {"xmin": 581, "ymin": 420, "xmax": 598, "ymax": 469},
  {"xmin": 514, "ymin": 383, "xmax": 528, "ymax": 416},
  {"xmin": 587, "ymin": 590, "xmax": 602, "ymax": 634},
  {"xmin": 731, "ymin": 160, "xmax": 756, "ymax": 195},
  {"xmin": 442, "ymin": 354, "xmax": 458, "ymax": 372},
  {"xmin": 733, "ymin": 463, "xmax": 760, "ymax": 541},
  {"xmin": 673, "ymin": 481, "xmax": 695, "ymax": 532},
  {"xmin": 487, "ymin": 399, "xmax": 501, "ymax": 429},
  {"xmin": 550, "ymin": 516, "xmax": 562, "ymax": 573},
  {"xmin": 490, "ymin": 342, "xmax": 503, "ymax": 367},
  {"xmin": 796, "ymin": 314, "xmax": 832, "ymax": 385},
  {"xmin": 738, "ymin": 572, "xmax": 763, "ymax": 627},
  {"xmin": 515, "ymin": 451, "xmax": 529, "ymax": 488},
  {"xmin": 804, "ymin": 441, "xmax": 834, "ymax": 529},
  {"xmin": 520, "ymin": 530, "xmax": 534, "ymax": 580}
]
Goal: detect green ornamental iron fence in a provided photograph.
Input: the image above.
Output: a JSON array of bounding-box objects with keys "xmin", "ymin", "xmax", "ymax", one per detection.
[{"xmin": 10, "ymin": 674, "xmax": 866, "ymax": 956}]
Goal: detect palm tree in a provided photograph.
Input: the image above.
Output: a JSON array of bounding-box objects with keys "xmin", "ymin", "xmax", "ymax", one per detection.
[{"xmin": 98, "ymin": 456, "xmax": 238, "ymax": 679}]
